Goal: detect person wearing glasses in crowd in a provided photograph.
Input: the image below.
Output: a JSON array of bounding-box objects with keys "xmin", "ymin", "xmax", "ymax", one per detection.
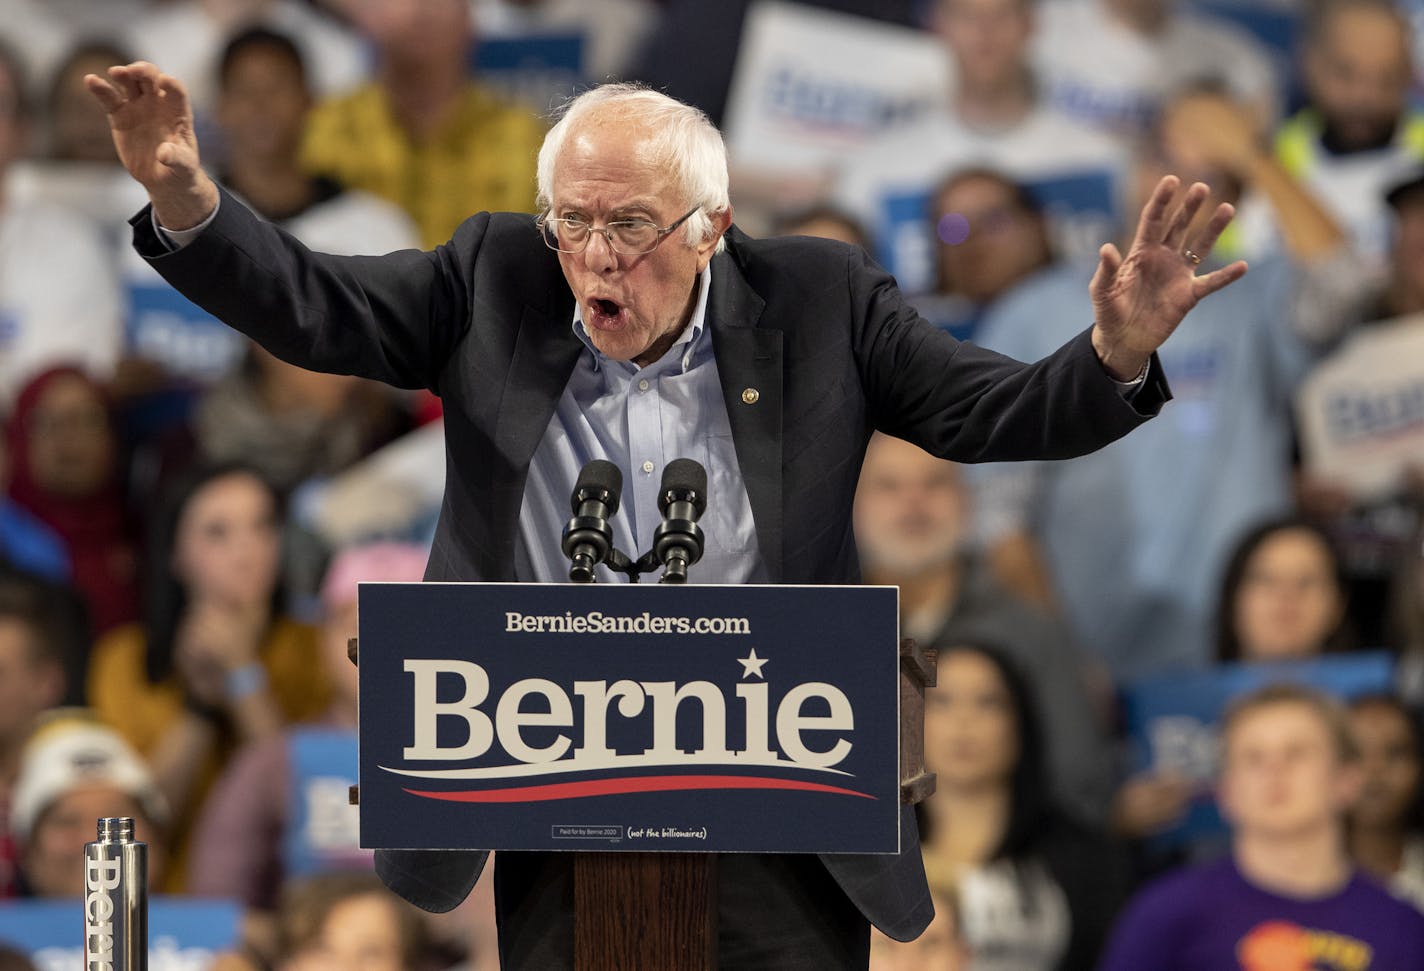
[{"xmin": 89, "ymin": 59, "xmax": 1245, "ymax": 969}]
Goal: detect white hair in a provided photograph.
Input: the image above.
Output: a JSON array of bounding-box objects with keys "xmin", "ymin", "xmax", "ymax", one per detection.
[{"xmin": 536, "ymin": 83, "xmax": 731, "ymax": 253}]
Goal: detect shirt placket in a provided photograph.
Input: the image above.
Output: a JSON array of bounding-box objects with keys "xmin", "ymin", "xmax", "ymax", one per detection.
[{"xmin": 625, "ymin": 362, "xmax": 668, "ymax": 554}]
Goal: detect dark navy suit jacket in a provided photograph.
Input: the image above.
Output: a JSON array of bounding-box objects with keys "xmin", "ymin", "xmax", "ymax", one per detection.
[{"xmin": 134, "ymin": 188, "xmax": 1168, "ymax": 942}]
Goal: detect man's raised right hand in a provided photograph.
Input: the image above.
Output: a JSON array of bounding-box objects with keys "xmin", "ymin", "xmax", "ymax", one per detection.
[{"xmin": 84, "ymin": 62, "xmax": 219, "ymax": 231}]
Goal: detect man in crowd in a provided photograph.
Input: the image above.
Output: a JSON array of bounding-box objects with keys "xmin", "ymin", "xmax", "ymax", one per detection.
[
  {"xmin": 1257, "ymin": 0, "xmax": 1424, "ymax": 266},
  {"xmin": 300, "ymin": 0, "xmax": 545, "ymax": 247},
  {"xmin": 853, "ymin": 432, "xmax": 1111, "ymax": 819},
  {"xmin": 968, "ymin": 86, "xmax": 1346, "ymax": 679},
  {"xmin": 1100, "ymin": 684, "xmax": 1424, "ymax": 968},
  {"xmin": 89, "ymin": 54, "xmax": 1243, "ymax": 967}
]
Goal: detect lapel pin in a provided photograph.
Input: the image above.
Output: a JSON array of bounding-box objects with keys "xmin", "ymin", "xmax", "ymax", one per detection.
[{"xmin": 741, "ymin": 388, "xmax": 760, "ymax": 405}]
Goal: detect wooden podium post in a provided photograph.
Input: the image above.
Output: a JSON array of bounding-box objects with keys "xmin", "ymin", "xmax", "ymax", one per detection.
[{"xmin": 574, "ymin": 853, "xmax": 717, "ymax": 970}]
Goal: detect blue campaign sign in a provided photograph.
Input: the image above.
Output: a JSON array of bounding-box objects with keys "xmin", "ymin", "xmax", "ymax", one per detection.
[
  {"xmin": 125, "ymin": 280, "xmax": 245, "ymax": 383},
  {"xmin": 1123, "ymin": 652, "xmax": 1394, "ymax": 848},
  {"xmin": 0, "ymin": 897, "xmax": 241, "ymax": 969},
  {"xmin": 358, "ymin": 583, "xmax": 901, "ymax": 854}
]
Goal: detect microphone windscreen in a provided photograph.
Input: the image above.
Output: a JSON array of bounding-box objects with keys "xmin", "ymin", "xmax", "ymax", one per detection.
[
  {"xmin": 574, "ymin": 459, "xmax": 622, "ymax": 514},
  {"xmin": 660, "ymin": 458, "xmax": 708, "ymax": 516}
]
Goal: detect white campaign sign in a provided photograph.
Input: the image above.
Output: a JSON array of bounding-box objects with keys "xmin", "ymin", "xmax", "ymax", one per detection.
[
  {"xmin": 723, "ymin": 0, "xmax": 951, "ymax": 173},
  {"xmin": 1297, "ymin": 313, "xmax": 1424, "ymax": 499}
]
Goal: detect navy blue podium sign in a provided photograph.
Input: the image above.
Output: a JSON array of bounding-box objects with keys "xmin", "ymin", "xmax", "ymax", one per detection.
[{"xmin": 357, "ymin": 582, "xmax": 900, "ymax": 854}]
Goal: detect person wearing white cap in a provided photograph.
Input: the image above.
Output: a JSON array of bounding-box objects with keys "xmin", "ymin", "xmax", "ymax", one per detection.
[{"xmin": 9, "ymin": 711, "xmax": 168, "ymax": 897}]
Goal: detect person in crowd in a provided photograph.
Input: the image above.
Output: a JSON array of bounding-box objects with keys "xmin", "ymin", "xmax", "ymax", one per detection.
[
  {"xmin": 832, "ymin": 0, "xmax": 1122, "ymax": 295},
  {"xmin": 214, "ymin": 27, "xmax": 419, "ymax": 255},
  {"xmin": 1030, "ymin": 0, "xmax": 1278, "ymax": 141},
  {"xmin": 274, "ymin": 872, "xmax": 432, "ymax": 971},
  {"xmin": 1255, "ymin": 0, "xmax": 1424, "ymax": 267},
  {"xmin": 1347, "ymin": 693, "xmax": 1424, "ymax": 910},
  {"xmin": 125, "ymin": 0, "xmax": 368, "ymax": 119},
  {"xmin": 0, "ymin": 578, "xmax": 67, "ymax": 897},
  {"xmin": 0, "ymin": 44, "xmax": 122, "ymax": 406},
  {"xmin": 968, "ymin": 87, "xmax": 1347, "ymax": 680},
  {"xmin": 1215, "ymin": 517, "xmax": 1355, "ymax": 664},
  {"xmin": 855, "ymin": 432, "xmax": 1112, "ymax": 820},
  {"xmin": 920, "ymin": 642, "xmax": 1129, "ymax": 970},
  {"xmin": 1297, "ymin": 168, "xmax": 1424, "ymax": 648},
  {"xmin": 45, "ymin": 41, "xmax": 132, "ymax": 164},
  {"xmin": 5, "ymin": 367, "xmax": 137, "ymax": 635},
  {"xmin": 300, "ymin": 0, "xmax": 546, "ymax": 247},
  {"xmin": 868, "ymin": 888, "xmax": 970, "ymax": 971},
  {"xmin": 771, "ymin": 205, "xmax": 870, "ymax": 248},
  {"xmin": 188, "ymin": 541, "xmax": 428, "ymax": 912},
  {"xmin": 0, "ymin": 425, "xmax": 68, "ymax": 584},
  {"xmin": 8, "ymin": 712, "xmax": 169, "ymax": 897},
  {"xmin": 1099, "ymin": 684, "xmax": 1424, "ymax": 968},
  {"xmin": 86, "ymin": 462, "xmax": 330, "ymax": 891},
  {"xmin": 919, "ymin": 167, "xmax": 1056, "ymax": 336}
]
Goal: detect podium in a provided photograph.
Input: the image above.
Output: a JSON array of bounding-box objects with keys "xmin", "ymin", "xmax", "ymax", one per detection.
[{"xmin": 350, "ymin": 582, "xmax": 935, "ymax": 968}]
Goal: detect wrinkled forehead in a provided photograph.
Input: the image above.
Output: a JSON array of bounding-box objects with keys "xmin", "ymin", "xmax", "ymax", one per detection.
[{"xmin": 551, "ymin": 109, "xmax": 680, "ymax": 212}]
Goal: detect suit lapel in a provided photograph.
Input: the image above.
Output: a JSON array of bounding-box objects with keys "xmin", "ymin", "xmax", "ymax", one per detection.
[
  {"xmin": 491, "ymin": 295, "xmax": 581, "ymax": 575},
  {"xmin": 707, "ymin": 247, "xmax": 785, "ymax": 580}
]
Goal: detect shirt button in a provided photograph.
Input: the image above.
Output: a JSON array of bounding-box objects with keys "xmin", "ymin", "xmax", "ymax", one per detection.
[
  {"xmin": 638, "ymin": 379, "xmax": 650, "ymax": 392},
  {"xmin": 642, "ymin": 460, "xmax": 655, "ymax": 474}
]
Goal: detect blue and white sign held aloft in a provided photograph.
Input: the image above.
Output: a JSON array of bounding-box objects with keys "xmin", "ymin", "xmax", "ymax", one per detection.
[{"xmin": 357, "ymin": 582, "xmax": 902, "ymax": 855}]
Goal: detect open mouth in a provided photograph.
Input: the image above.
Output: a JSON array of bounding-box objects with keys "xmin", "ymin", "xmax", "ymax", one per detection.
[{"xmin": 588, "ymin": 298, "xmax": 626, "ymax": 331}]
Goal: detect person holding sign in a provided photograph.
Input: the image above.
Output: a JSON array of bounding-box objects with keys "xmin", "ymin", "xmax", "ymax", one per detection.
[{"xmin": 87, "ymin": 59, "xmax": 1245, "ymax": 968}]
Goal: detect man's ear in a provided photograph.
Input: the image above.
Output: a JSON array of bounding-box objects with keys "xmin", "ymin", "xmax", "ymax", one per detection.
[{"xmin": 696, "ymin": 206, "xmax": 734, "ymax": 269}]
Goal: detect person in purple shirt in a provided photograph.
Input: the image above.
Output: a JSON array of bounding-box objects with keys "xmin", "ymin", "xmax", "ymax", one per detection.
[{"xmin": 1100, "ymin": 683, "xmax": 1424, "ymax": 971}]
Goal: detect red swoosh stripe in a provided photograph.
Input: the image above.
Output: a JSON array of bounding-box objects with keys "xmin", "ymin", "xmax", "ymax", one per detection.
[{"xmin": 403, "ymin": 774, "xmax": 875, "ymax": 803}]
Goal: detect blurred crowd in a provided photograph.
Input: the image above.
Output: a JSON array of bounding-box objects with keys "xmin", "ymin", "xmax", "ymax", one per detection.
[{"xmin": 0, "ymin": 0, "xmax": 1423, "ymax": 968}]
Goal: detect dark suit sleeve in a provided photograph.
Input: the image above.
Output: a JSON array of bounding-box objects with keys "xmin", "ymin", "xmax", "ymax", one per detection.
[
  {"xmin": 130, "ymin": 187, "xmax": 478, "ymax": 392},
  {"xmin": 847, "ymin": 247, "xmax": 1171, "ymax": 462}
]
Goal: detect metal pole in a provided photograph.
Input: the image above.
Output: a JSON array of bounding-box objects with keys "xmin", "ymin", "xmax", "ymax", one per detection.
[{"xmin": 83, "ymin": 816, "xmax": 148, "ymax": 970}]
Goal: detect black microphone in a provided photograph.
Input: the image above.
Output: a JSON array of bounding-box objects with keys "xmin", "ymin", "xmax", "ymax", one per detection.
[
  {"xmin": 653, "ymin": 458, "xmax": 707, "ymax": 584},
  {"xmin": 561, "ymin": 460, "xmax": 622, "ymax": 582}
]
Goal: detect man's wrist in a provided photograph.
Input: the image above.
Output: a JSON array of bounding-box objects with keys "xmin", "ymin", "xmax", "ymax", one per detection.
[{"xmin": 1090, "ymin": 326, "xmax": 1150, "ymax": 382}]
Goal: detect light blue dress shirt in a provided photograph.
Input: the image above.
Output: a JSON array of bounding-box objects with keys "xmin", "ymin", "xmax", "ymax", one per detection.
[{"xmin": 514, "ymin": 266, "xmax": 767, "ymax": 584}]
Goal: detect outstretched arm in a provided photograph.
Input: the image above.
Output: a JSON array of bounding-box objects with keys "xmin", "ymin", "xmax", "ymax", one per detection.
[
  {"xmin": 84, "ymin": 61, "xmax": 219, "ymax": 231},
  {"xmin": 1090, "ymin": 176, "xmax": 1249, "ymax": 380}
]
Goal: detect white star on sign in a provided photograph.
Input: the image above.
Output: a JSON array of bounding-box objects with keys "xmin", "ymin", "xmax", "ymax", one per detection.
[{"xmin": 737, "ymin": 648, "xmax": 768, "ymax": 679}]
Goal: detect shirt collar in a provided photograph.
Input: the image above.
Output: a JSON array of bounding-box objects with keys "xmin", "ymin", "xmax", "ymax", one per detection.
[{"xmin": 572, "ymin": 265, "xmax": 712, "ymax": 374}]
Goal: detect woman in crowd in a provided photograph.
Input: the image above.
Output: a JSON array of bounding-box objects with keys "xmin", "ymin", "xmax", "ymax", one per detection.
[
  {"xmin": 5, "ymin": 366, "xmax": 137, "ymax": 636},
  {"xmin": 920, "ymin": 642, "xmax": 1129, "ymax": 971},
  {"xmin": 87, "ymin": 461, "xmax": 330, "ymax": 889},
  {"xmin": 1215, "ymin": 516, "xmax": 1354, "ymax": 663},
  {"xmin": 1113, "ymin": 517, "xmax": 1356, "ymax": 844},
  {"xmin": 1347, "ymin": 693, "xmax": 1424, "ymax": 910}
]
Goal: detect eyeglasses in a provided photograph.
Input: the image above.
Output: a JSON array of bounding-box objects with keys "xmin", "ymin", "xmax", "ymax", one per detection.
[{"xmin": 538, "ymin": 207, "xmax": 701, "ymax": 255}]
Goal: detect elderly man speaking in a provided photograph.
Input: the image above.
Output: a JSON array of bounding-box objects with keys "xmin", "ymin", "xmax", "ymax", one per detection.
[{"xmin": 88, "ymin": 62, "xmax": 1244, "ymax": 970}]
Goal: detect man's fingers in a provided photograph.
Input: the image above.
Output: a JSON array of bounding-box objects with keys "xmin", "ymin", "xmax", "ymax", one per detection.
[
  {"xmin": 1132, "ymin": 175, "xmax": 1180, "ymax": 247},
  {"xmin": 106, "ymin": 61, "xmax": 164, "ymax": 104},
  {"xmin": 1185, "ymin": 202, "xmax": 1236, "ymax": 262},
  {"xmin": 1193, "ymin": 259, "xmax": 1248, "ymax": 300},
  {"xmin": 1161, "ymin": 182, "xmax": 1209, "ymax": 250},
  {"xmin": 83, "ymin": 73, "xmax": 126, "ymax": 113},
  {"xmin": 1090, "ymin": 242, "xmax": 1122, "ymax": 299}
]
